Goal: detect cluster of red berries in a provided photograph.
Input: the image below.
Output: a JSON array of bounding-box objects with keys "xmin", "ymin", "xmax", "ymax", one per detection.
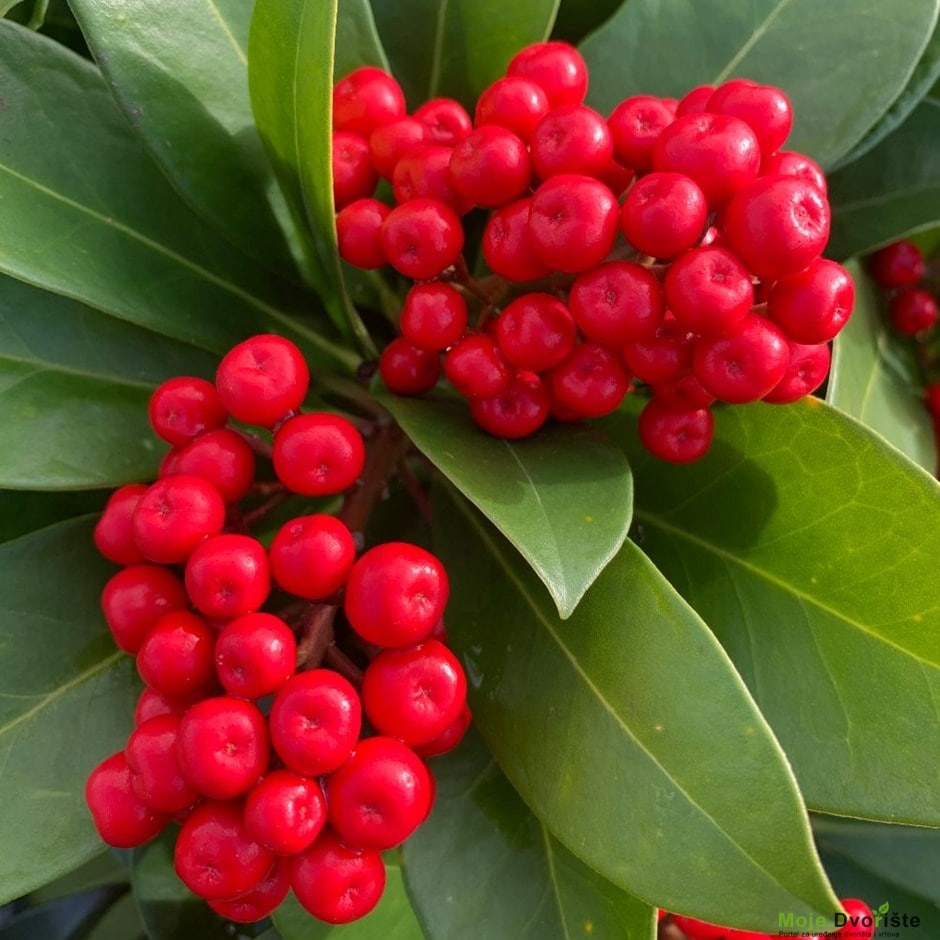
[
  {"xmin": 332, "ymin": 41, "xmax": 853, "ymax": 463},
  {"xmin": 84, "ymin": 334, "xmax": 470, "ymax": 926},
  {"xmin": 663, "ymin": 897, "xmax": 876, "ymax": 940}
]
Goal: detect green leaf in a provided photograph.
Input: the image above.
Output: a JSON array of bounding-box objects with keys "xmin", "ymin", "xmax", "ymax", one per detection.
[
  {"xmin": 600, "ymin": 398, "xmax": 940, "ymax": 826},
  {"xmin": 827, "ymin": 260, "xmax": 935, "ymax": 473},
  {"xmin": 433, "ymin": 484, "xmax": 840, "ymax": 932},
  {"xmin": 827, "ymin": 97, "xmax": 940, "ymax": 258},
  {"xmin": 86, "ymin": 893, "xmax": 146, "ymax": 940},
  {"xmin": 248, "ymin": 0, "xmax": 373, "ymax": 354},
  {"xmin": 0, "ymin": 491, "xmax": 107, "ymax": 541},
  {"xmin": 0, "ymin": 275, "xmax": 219, "ymax": 488},
  {"xmin": 371, "ymin": 0, "xmax": 560, "ymax": 108},
  {"xmin": 335, "ymin": 0, "xmax": 391, "ymax": 79},
  {"xmin": 29, "ymin": 851, "xmax": 128, "ymax": 904},
  {"xmin": 0, "ymin": 22, "xmax": 353, "ymax": 371},
  {"xmin": 67, "ymin": 0, "xmax": 299, "ymax": 280},
  {"xmin": 0, "ymin": 517, "xmax": 140, "ymax": 904},
  {"xmin": 404, "ymin": 728, "xmax": 655, "ymax": 940},
  {"xmin": 580, "ymin": 0, "xmax": 940, "ymax": 168},
  {"xmin": 551, "ymin": 0, "xmax": 621, "ymax": 44},
  {"xmin": 0, "ymin": 886, "xmax": 126, "ymax": 940},
  {"xmin": 272, "ymin": 859, "xmax": 422, "ymax": 938},
  {"xmin": 380, "ymin": 392, "xmax": 633, "ymax": 618},
  {"xmin": 833, "ymin": 22, "xmax": 940, "ymax": 169}
]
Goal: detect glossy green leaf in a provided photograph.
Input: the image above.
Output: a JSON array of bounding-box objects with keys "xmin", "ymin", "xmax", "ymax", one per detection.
[
  {"xmin": 0, "ymin": 22, "xmax": 353, "ymax": 370},
  {"xmin": 580, "ymin": 0, "xmax": 940, "ymax": 168},
  {"xmin": 29, "ymin": 851, "xmax": 128, "ymax": 904},
  {"xmin": 0, "ymin": 275, "xmax": 218, "ymax": 488},
  {"xmin": 380, "ymin": 392, "xmax": 632, "ymax": 618},
  {"xmin": 335, "ymin": 0, "xmax": 390, "ymax": 79},
  {"xmin": 827, "ymin": 260, "xmax": 935, "ymax": 472},
  {"xmin": 273, "ymin": 860, "xmax": 422, "ymax": 938},
  {"xmin": 248, "ymin": 0, "xmax": 373, "ymax": 353},
  {"xmin": 67, "ymin": 0, "xmax": 298, "ymax": 279},
  {"xmin": 551, "ymin": 0, "xmax": 621, "ymax": 44},
  {"xmin": 433, "ymin": 484, "xmax": 840, "ymax": 931},
  {"xmin": 601, "ymin": 398, "xmax": 940, "ymax": 826},
  {"xmin": 827, "ymin": 97, "xmax": 940, "ymax": 258},
  {"xmin": 0, "ymin": 518, "xmax": 139, "ymax": 904},
  {"xmin": 0, "ymin": 491, "xmax": 107, "ymax": 541},
  {"xmin": 404, "ymin": 728, "xmax": 655, "ymax": 940},
  {"xmin": 371, "ymin": 0, "xmax": 559, "ymax": 108}
]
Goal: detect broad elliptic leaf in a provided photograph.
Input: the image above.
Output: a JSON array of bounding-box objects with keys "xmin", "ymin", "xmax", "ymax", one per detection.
[
  {"xmin": 601, "ymin": 398, "xmax": 940, "ymax": 826},
  {"xmin": 380, "ymin": 392, "xmax": 632, "ymax": 618},
  {"xmin": 0, "ymin": 491, "xmax": 107, "ymax": 542},
  {"xmin": 0, "ymin": 275, "xmax": 216, "ymax": 488},
  {"xmin": 67, "ymin": 0, "xmax": 298, "ymax": 279},
  {"xmin": 273, "ymin": 859, "xmax": 422, "ymax": 939},
  {"xmin": 29, "ymin": 851, "xmax": 129, "ymax": 904},
  {"xmin": 833, "ymin": 21, "xmax": 940, "ymax": 168},
  {"xmin": 827, "ymin": 97, "xmax": 940, "ymax": 258},
  {"xmin": 827, "ymin": 261, "xmax": 935, "ymax": 473},
  {"xmin": 433, "ymin": 485, "xmax": 840, "ymax": 932},
  {"xmin": 0, "ymin": 22, "xmax": 353, "ymax": 371},
  {"xmin": 248, "ymin": 0, "xmax": 373, "ymax": 353},
  {"xmin": 404, "ymin": 728, "xmax": 655, "ymax": 940},
  {"xmin": 335, "ymin": 0, "xmax": 391, "ymax": 79},
  {"xmin": 0, "ymin": 518, "xmax": 140, "ymax": 904},
  {"xmin": 580, "ymin": 0, "xmax": 940, "ymax": 168},
  {"xmin": 371, "ymin": 0, "xmax": 559, "ymax": 108},
  {"xmin": 551, "ymin": 0, "xmax": 621, "ymax": 44}
]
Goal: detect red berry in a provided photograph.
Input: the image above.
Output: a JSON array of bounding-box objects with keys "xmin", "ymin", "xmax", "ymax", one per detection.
[
  {"xmin": 475, "ymin": 76, "xmax": 550, "ymax": 141},
  {"xmin": 623, "ymin": 312, "xmax": 696, "ymax": 385},
  {"xmin": 380, "ymin": 198, "xmax": 465, "ymax": 279},
  {"xmin": 273, "ymin": 412, "xmax": 366, "ymax": 496},
  {"xmin": 85, "ymin": 752, "xmax": 168, "ymax": 848},
  {"xmin": 831, "ymin": 899, "xmax": 875, "ymax": 940},
  {"xmin": 761, "ymin": 150, "xmax": 827, "ymax": 195},
  {"xmin": 530, "ymin": 103, "xmax": 613, "ymax": 179},
  {"xmin": 470, "ymin": 370, "xmax": 551, "ymax": 438},
  {"xmin": 607, "ymin": 95, "xmax": 675, "ymax": 173},
  {"xmin": 651, "ymin": 372, "xmax": 716, "ymax": 411},
  {"xmin": 569, "ymin": 261, "xmax": 665, "ymax": 347},
  {"xmin": 94, "ymin": 483, "xmax": 148, "ymax": 566},
  {"xmin": 693, "ymin": 314, "xmax": 790, "ymax": 403},
  {"xmin": 291, "ymin": 829, "xmax": 386, "ymax": 924},
  {"xmin": 482, "ymin": 198, "xmax": 552, "ymax": 282},
  {"xmin": 184, "ymin": 533, "xmax": 271, "ymax": 619},
  {"xmin": 868, "ymin": 240, "xmax": 925, "ymax": 288},
  {"xmin": 653, "ymin": 112, "xmax": 761, "ymax": 207},
  {"xmin": 450, "ymin": 126, "xmax": 532, "ymax": 208},
  {"xmin": 620, "ymin": 171, "xmax": 708, "ymax": 259},
  {"xmin": 326, "ymin": 736, "xmax": 433, "ymax": 850},
  {"xmin": 722, "ymin": 175, "xmax": 830, "ymax": 281},
  {"xmin": 207, "ymin": 858, "xmax": 290, "ymax": 923},
  {"xmin": 336, "ymin": 198, "xmax": 390, "ymax": 269},
  {"xmin": 333, "ymin": 67, "xmax": 406, "ymax": 136},
  {"xmin": 269, "ymin": 670, "xmax": 362, "ymax": 776},
  {"xmin": 413, "ymin": 97, "xmax": 473, "ymax": 146},
  {"xmin": 362, "ymin": 639, "xmax": 468, "ymax": 745},
  {"xmin": 400, "ymin": 282, "xmax": 468, "ymax": 351},
  {"xmin": 670, "ymin": 915, "xmax": 728, "ymax": 940},
  {"xmin": 889, "ymin": 287, "xmax": 938, "ymax": 335},
  {"xmin": 244, "ymin": 770, "xmax": 327, "ymax": 855},
  {"xmin": 638, "ymin": 398, "xmax": 714, "ymax": 464},
  {"xmin": 599, "ymin": 156, "xmax": 636, "ymax": 197},
  {"xmin": 412, "ymin": 703, "xmax": 472, "ymax": 758},
  {"xmin": 125, "ymin": 714, "xmax": 201, "ymax": 814},
  {"xmin": 100, "ymin": 564, "xmax": 189, "ymax": 655},
  {"xmin": 174, "ymin": 799, "xmax": 274, "ymax": 900},
  {"xmin": 507, "ymin": 42, "xmax": 588, "ymax": 108},
  {"xmin": 344, "ymin": 542, "xmax": 449, "ymax": 647},
  {"xmin": 214, "ymin": 612, "xmax": 296, "ymax": 699},
  {"xmin": 135, "ymin": 686, "xmax": 192, "ymax": 726},
  {"xmin": 548, "ymin": 342, "xmax": 631, "ymax": 418},
  {"xmin": 665, "ymin": 246, "xmax": 755, "ymax": 336},
  {"xmin": 763, "ymin": 341, "xmax": 831, "ymax": 403},
  {"xmin": 148, "ymin": 377, "xmax": 227, "ymax": 446},
  {"xmin": 706, "ymin": 79, "xmax": 792, "ymax": 155},
  {"xmin": 270, "ymin": 513, "xmax": 356, "ymax": 601},
  {"xmin": 177, "ymin": 697, "xmax": 269, "ymax": 800},
  {"xmin": 495, "ymin": 292, "xmax": 578, "ymax": 372},
  {"xmin": 528, "ymin": 174, "xmax": 619, "ymax": 273},
  {"xmin": 378, "ymin": 338, "xmax": 442, "ymax": 396},
  {"xmin": 392, "ymin": 145, "xmax": 471, "ymax": 214},
  {"xmin": 368, "ymin": 117, "xmax": 426, "ymax": 178},
  {"xmin": 767, "ymin": 258, "xmax": 855, "ymax": 343},
  {"xmin": 173, "ymin": 428, "xmax": 256, "ymax": 504},
  {"xmin": 444, "ymin": 334, "xmax": 512, "ymax": 399},
  {"xmin": 215, "ymin": 334, "xmax": 310, "ymax": 428},
  {"xmin": 132, "ymin": 475, "xmax": 226, "ymax": 564},
  {"xmin": 137, "ymin": 610, "xmax": 217, "ymax": 700},
  {"xmin": 924, "ymin": 381, "xmax": 940, "ymax": 418},
  {"xmin": 332, "ymin": 131, "xmax": 378, "ymax": 210},
  {"xmin": 675, "ymin": 85, "xmax": 715, "ymax": 117}
]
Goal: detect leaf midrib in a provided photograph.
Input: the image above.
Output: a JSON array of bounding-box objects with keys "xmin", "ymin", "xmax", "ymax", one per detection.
[
  {"xmin": 0, "ymin": 353, "xmax": 156, "ymax": 390},
  {"xmin": 712, "ymin": 0, "xmax": 792, "ymax": 83}
]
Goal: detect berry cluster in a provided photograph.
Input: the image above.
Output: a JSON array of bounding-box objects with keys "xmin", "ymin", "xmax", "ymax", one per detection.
[
  {"xmin": 664, "ymin": 897, "xmax": 876, "ymax": 940},
  {"xmin": 332, "ymin": 42, "xmax": 852, "ymax": 463},
  {"xmin": 84, "ymin": 334, "xmax": 470, "ymax": 926}
]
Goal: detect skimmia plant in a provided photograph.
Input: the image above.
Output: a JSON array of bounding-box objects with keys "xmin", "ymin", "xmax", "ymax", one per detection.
[{"xmin": 0, "ymin": 1, "xmax": 938, "ymax": 939}]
